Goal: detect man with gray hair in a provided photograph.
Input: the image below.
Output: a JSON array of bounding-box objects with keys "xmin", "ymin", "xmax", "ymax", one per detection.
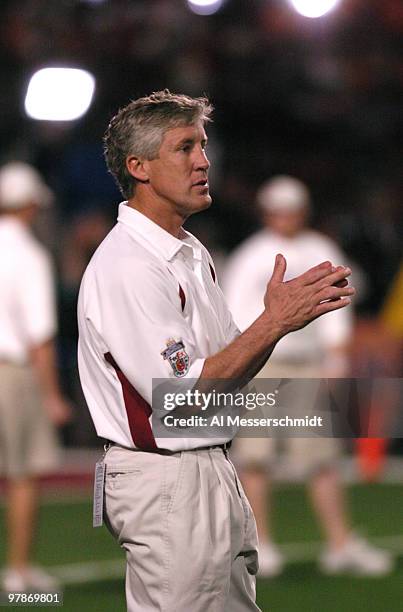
[
  {"xmin": 78, "ymin": 91, "xmax": 355, "ymax": 611},
  {"xmin": 0, "ymin": 162, "xmax": 71, "ymax": 593}
]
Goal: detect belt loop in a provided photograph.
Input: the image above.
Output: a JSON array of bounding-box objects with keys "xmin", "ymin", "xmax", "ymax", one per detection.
[{"xmin": 103, "ymin": 440, "xmax": 113, "ymax": 453}]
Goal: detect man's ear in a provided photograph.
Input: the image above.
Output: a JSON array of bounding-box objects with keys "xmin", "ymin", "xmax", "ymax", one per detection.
[{"xmin": 126, "ymin": 155, "xmax": 149, "ymax": 183}]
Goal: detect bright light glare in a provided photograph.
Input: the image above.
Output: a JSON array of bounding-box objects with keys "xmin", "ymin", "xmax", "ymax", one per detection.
[
  {"xmin": 25, "ymin": 68, "xmax": 96, "ymax": 121},
  {"xmin": 187, "ymin": 0, "xmax": 224, "ymax": 16},
  {"xmin": 289, "ymin": 0, "xmax": 341, "ymax": 18}
]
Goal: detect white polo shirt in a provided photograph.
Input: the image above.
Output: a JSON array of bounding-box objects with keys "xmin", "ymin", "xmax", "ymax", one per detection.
[
  {"xmin": 77, "ymin": 203, "xmax": 239, "ymax": 451},
  {"xmin": 223, "ymin": 229, "xmax": 352, "ymax": 362},
  {"xmin": 0, "ymin": 216, "xmax": 56, "ymax": 363}
]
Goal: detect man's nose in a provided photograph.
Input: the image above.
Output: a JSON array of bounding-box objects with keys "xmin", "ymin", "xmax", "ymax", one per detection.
[{"xmin": 195, "ymin": 147, "xmax": 210, "ymax": 170}]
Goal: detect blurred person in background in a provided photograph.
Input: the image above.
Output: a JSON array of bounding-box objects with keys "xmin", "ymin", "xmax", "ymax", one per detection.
[
  {"xmin": 0, "ymin": 162, "xmax": 71, "ymax": 593},
  {"xmin": 223, "ymin": 176, "xmax": 393, "ymax": 578}
]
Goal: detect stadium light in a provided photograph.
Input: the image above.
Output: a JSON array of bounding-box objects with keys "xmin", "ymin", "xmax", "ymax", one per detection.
[
  {"xmin": 187, "ymin": 0, "xmax": 224, "ymax": 16},
  {"xmin": 289, "ymin": 0, "xmax": 342, "ymax": 18},
  {"xmin": 25, "ymin": 67, "xmax": 96, "ymax": 121}
]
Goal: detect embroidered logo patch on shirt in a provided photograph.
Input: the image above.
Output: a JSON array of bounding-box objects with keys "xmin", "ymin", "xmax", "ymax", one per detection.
[{"xmin": 161, "ymin": 338, "xmax": 190, "ymax": 378}]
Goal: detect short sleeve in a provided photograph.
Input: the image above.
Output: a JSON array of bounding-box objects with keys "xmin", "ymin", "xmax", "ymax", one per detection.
[
  {"xmin": 315, "ymin": 241, "xmax": 354, "ymax": 347},
  {"xmin": 203, "ymin": 247, "xmax": 241, "ymax": 343},
  {"xmin": 216, "ymin": 283, "xmax": 241, "ymax": 343},
  {"xmin": 15, "ymin": 247, "xmax": 57, "ymax": 347}
]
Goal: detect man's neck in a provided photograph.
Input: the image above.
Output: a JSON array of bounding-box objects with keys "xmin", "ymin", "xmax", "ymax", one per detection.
[{"xmin": 127, "ymin": 194, "xmax": 186, "ymax": 238}]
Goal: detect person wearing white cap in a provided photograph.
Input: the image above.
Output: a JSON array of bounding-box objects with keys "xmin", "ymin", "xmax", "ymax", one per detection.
[
  {"xmin": 0, "ymin": 162, "xmax": 71, "ymax": 593},
  {"xmin": 223, "ymin": 175, "xmax": 393, "ymax": 578}
]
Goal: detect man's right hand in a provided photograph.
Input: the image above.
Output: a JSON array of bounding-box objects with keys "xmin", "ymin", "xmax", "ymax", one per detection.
[{"xmin": 263, "ymin": 254, "xmax": 355, "ymax": 337}]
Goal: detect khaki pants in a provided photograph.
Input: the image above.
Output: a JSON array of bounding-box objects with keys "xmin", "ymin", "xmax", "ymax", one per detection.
[
  {"xmin": 0, "ymin": 363, "xmax": 60, "ymax": 477},
  {"xmin": 104, "ymin": 445, "xmax": 261, "ymax": 612}
]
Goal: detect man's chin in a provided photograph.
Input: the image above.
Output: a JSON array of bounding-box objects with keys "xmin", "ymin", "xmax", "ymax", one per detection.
[
  {"xmin": 187, "ymin": 194, "xmax": 212, "ymax": 214},
  {"xmin": 199, "ymin": 194, "xmax": 212, "ymax": 209}
]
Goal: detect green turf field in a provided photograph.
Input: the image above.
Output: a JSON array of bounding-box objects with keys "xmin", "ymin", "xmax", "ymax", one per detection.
[{"xmin": 1, "ymin": 483, "xmax": 402, "ymax": 611}]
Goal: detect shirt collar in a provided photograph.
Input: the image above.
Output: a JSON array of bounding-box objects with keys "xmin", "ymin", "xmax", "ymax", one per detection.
[{"xmin": 117, "ymin": 202, "xmax": 201, "ymax": 262}]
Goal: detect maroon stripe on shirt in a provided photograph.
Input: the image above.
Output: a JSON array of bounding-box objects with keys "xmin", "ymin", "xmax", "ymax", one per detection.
[
  {"xmin": 104, "ymin": 352, "xmax": 157, "ymax": 451},
  {"xmin": 209, "ymin": 263, "xmax": 216, "ymax": 283},
  {"xmin": 178, "ymin": 284, "xmax": 186, "ymax": 311}
]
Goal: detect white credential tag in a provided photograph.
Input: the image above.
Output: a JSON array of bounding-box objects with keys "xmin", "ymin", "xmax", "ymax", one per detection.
[{"xmin": 93, "ymin": 460, "xmax": 106, "ymax": 527}]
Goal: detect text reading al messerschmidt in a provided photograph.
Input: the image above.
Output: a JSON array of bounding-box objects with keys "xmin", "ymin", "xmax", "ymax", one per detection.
[{"xmin": 163, "ymin": 415, "xmax": 324, "ymax": 428}]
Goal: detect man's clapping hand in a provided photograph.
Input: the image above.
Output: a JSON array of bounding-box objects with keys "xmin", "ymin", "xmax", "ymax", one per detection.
[{"xmin": 264, "ymin": 254, "xmax": 355, "ymax": 336}]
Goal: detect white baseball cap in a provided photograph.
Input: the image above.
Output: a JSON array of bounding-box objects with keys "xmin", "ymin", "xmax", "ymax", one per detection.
[
  {"xmin": 257, "ymin": 175, "xmax": 310, "ymax": 213},
  {"xmin": 0, "ymin": 161, "xmax": 54, "ymax": 210}
]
